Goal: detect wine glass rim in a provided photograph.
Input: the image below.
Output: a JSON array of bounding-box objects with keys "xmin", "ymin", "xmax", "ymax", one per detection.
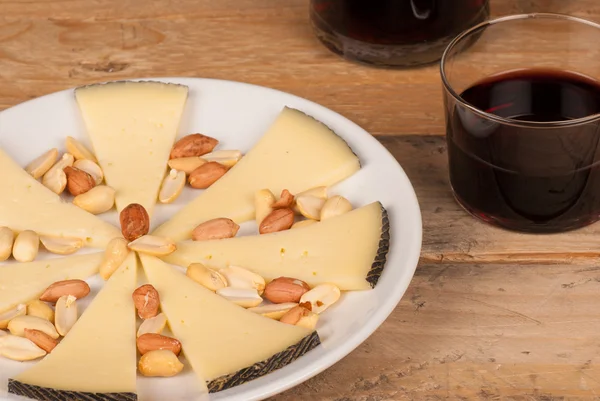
[{"xmin": 440, "ymin": 13, "xmax": 600, "ymax": 128}]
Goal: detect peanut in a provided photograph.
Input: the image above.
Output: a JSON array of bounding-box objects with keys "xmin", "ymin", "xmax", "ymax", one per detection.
[
  {"xmin": 299, "ymin": 283, "xmax": 341, "ymax": 314},
  {"xmin": 66, "ymin": 136, "xmax": 97, "ymax": 162},
  {"xmin": 280, "ymin": 305, "xmax": 320, "ymax": 329},
  {"xmin": 99, "ymin": 237, "xmax": 130, "ymax": 280},
  {"xmin": 24, "ymin": 328, "xmax": 58, "ymax": 353},
  {"xmin": 40, "ymin": 235, "xmax": 83, "ymax": 255},
  {"xmin": 25, "ymin": 148, "xmax": 59, "ymax": 179},
  {"xmin": 168, "ymin": 157, "xmax": 206, "ymax": 174},
  {"xmin": 295, "ymin": 195, "xmax": 326, "ymax": 220},
  {"xmin": 247, "ymin": 303, "xmax": 298, "ymax": 320},
  {"xmin": 138, "ymin": 349, "xmax": 184, "ymax": 377},
  {"xmin": 0, "ymin": 334, "xmax": 46, "ymax": 361},
  {"xmin": 137, "ymin": 333, "xmax": 182, "ymax": 356},
  {"xmin": 73, "ymin": 159, "xmax": 103, "ymax": 185},
  {"xmin": 39, "ymin": 279, "xmax": 90, "ymax": 303},
  {"xmin": 170, "ymin": 133, "xmax": 218, "ymax": 159},
  {"xmin": 259, "ymin": 208, "xmax": 294, "ymax": 234},
  {"xmin": 8, "ymin": 315, "xmax": 59, "ymax": 339},
  {"xmin": 272, "ymin": 189, "xmax": 294, "ymax": 209},
  {"xmin": 26, "ymin": 300, "xmax": 54, "ymax": 322},
  {"xmin": 255, "ymin": 189, "xmax": 276, "ymax": 225},
  {"xmin": 280, "ymin": 305, "xmax": 311, "ymax": 325},
  {"xmin": 263, "ymin": 277, "xmax": 311, "ymax": 304},
  {"xmin": 73, "ymin": 185, "xmax": 116, "ymax": 215},
  {"xmin": 54, "ymin": 295, "xmax": 78, "ymax": 336},
  {"xmin": 215, "ymin": 287, "xmax": 263, "ymax": 308},
  {"xmin": 191, "ymin": 218, "xmax": 239, "ymax": 241},
  {"xmin": 137, "ymin": 313, "xmax": 167, "ymax": 337},
  {"xmin": 201, "ymin": 150, "xmax": 242, "ymax": 167},
  {"xmin": 219, "ymin": 266, "xmax": 265, "ymax": 295},
  {"xmin": 188, "ymin": 162, "xmax": 228, "ymax": 189},
  {"xmin": 186, "ymin": 263, "xmax": 228, "ymax": 292},
  {"xmin": 127, "ymin": 235, "xmax": 177, "ymax": 256},
  {"xmin": 320, "ymin": 195, "xmax": 353, "ymax": 220},
  {"xmin": 0, "ymin": 227, "xmax": 14, "ymax": 262},
  {"xmin": 64, "ymin": 166, "xmax": 96, "ymax": 196},
  {"xmin": 0, "ymin": 304, "xmax": 26, "ymax": 329},
  {"xmin": 120, "ymin": 203, "xmax": 150, "ymax": 241},
  {"xmin": 12, "ymin": 230, "xmax": 39, "ymax": 262},
  {"xmin": 158, "ymin": 169, "xmax": 186, "ymax": 204},
  {"xmin": 42, "ymin": 153, "xmax": 74, "ymax": 194},
  {"xmin": 132, "ymin": 284, "xmax": 160, "ymax": 319}
]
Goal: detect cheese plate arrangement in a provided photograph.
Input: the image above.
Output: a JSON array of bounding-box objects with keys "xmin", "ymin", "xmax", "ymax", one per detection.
[{"xmin": 0, "ymin": 78, "xmax": 422, "ymax": 401}]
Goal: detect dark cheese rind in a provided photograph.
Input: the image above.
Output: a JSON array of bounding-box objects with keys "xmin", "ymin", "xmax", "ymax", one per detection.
[
  {"xmin": 74, "ymin": 80, "xmax": 189, "ymax": 95},
  {"xmin": 366, "ymin": 203, "xmax": 390, "ymax": 288},
  {"xmin": 208, "ymin": 331, "xmax": 321, "ymax": 393},
  {"xmin": 8, "ymin": 380, "xmax": 137, "ymax": 401}
]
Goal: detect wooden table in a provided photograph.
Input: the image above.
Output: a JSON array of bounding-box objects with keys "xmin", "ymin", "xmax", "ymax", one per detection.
[{"xmin": 2, "ymin": 0, "xmax": 600, "ymax": 399}]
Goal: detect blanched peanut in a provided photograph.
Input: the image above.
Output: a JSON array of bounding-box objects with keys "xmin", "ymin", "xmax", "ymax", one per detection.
[
  {"xmin": 99, "ymin": 237, "xmax": 130, "ymax": 280},
  {"xmin": 138, "ymin": 350, "xmax": 184, "ymax": 377},
  {"xmin": 186, "ymin": 263, "xmax": 227, "ymax": 292},
  {"xmin": 0, "ymin": 227, "xmax": 14, "ymax": 261},
  {"xmin": 12, "ymin": 230, "xmax": 39, "ymax": 262}
]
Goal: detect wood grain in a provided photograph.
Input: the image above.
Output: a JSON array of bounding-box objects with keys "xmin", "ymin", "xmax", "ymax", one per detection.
[
  {"xmin": 273, "ymin": 262, "xmax": 600, "ymax": 400},
  {"xmin": 1, "ymin": 0, "xmax": 600, "ymax": 400},
  {"xmin": 383, "ymin": 135, "xmax": 600, "ymax": 265},
  {"xmin": 0, "ymin": 0, "xmax": 598, "ymax": 137}
]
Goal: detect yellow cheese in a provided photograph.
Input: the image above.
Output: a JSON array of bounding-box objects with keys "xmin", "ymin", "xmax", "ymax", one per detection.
[
  {"xmin": 140, "ymin": 255, "xmax": 320, "ymax": 392},
  {"xmin": 0, "ymin": 148, "xmax": 121, "ymax": 248},
  {"xmin": 10, "ymin": 252, "xmax": 138, "ymax": 398},
  {"xmin": 163, "ymin": 202, "xmax": 389, "ymax": 290},
  {"xmin": 0, "ymin": 252, "xmax": 103, "ymax": 314},
  {"xmin": 153, "ymin": 107, "xmax": 360, "ymax": 241},
  {"xmin": 76, "ymin": 81, "xmax": 189, "ymax": 217}
]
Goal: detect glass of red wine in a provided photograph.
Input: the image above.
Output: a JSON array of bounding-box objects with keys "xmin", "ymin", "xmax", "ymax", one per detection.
[
  {"xmin": 441, "ymin": 14, "xmax": 600, "ymax": 233},
  {"xmin": 310, "ymin": 0, "xmax": 490, "ymax": 68}
]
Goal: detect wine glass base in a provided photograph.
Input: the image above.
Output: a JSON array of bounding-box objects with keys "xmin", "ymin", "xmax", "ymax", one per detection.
[
  {"xmin": 310, "ymin": 20, "xmax": 447, "ymax": 68},
  {"xmin": 309, "ymin": 2, "xmax": 490, "ymax": 69},
  {"xmin": 451, "ymin": 191, "xmax": 600, "ymax": 234}
]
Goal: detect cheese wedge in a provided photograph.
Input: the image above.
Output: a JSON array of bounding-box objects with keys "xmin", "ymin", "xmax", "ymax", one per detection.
[
  {"xmin": 163, "ymin": 202, "xmax": 389, "ymax": 290},
  {"xmin": 0, "ymin": 252, "xmax": 103, "ymax": 314},
  {"xmin": 9, "ymin": 252, "xmax": 138, "ymax": 400},
  {"xmin": 0, "ymin": 148, "xmax": 121, "ymax": 248},
  {"xmin": 140, "ymin": 255, "xmax": 320, "ymax": 393},
  {"xmin": 75, "ymin": 81, "xmax": 189, "ymax": 217},
  {"xmin": 153, "ymin": 107, "xmax": 360, "ymax": 241}
]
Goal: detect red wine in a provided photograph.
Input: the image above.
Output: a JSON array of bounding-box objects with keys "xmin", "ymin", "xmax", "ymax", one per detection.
[
  {"xmin": 447, "ymin": 69, "xmax": 600, "ymax": 233},
  {"xmin": 310, "ymin": 0, "xmax": 489, "ymax": 67}
]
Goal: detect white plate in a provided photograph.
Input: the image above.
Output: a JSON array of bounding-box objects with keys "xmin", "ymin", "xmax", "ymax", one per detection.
[{"xmin": 0, "ymin": 78, "xmax": 422, "ymax": 401}]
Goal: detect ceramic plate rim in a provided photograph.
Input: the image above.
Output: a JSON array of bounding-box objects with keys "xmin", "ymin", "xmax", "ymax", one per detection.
[{"xmin": 0, "ymin": 76, "xmax": 423, "ymax": 401}]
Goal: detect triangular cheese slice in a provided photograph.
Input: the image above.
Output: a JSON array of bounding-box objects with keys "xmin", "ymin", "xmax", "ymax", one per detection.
[
  {"xmin": 140, "ymin": 255, "xmax": 320, "ymax": 393},
  {"xmin": 0, "ymin": 252, "xmax": 104, "ymax": 314},
  {"xmin": 163, "ymin": 202, "xmax": 389, "ymax": 290},
  {"xmin": 9, "ymin": 252, "xmax": 138, "ymax": 399},
  {"xmin": 75, "ymin": 81, "xmax": 189, "ymax": 217},
  {"xmin": 153, "ymin": 107, "xmax": 360, "ymax": 241},
  {"xmin": 0, "ymin": 148, "xmax": 121, "ymax": 248}
]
